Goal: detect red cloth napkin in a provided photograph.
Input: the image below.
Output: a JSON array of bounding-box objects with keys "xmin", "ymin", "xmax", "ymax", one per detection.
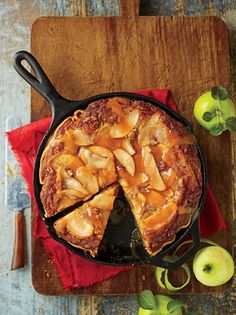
[{"xmin": 7, "ymin": 89, "xmax": 227, "ymax": 290}]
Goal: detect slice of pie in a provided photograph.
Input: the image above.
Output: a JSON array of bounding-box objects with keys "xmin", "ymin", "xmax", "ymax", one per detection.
[
  {"xmin": 53, "ymin": 183, "xmax": 119, "ymax": 257},
  {"xmin": 40, "ymin": 96, "xmax": 202, "ymax": 256},
  {"xmin": 119, "ymin": 143, "xmax": 202, "ymax": 256}
]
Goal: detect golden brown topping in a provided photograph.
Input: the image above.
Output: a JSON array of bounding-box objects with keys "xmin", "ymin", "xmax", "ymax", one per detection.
[
  {"xmin": 106, "ymin": 97, "xmax": 128, "ymax": 118},
  {"xmin": 109, "ymin": 109, "xmax": 139, "ymax": 138},
  {"xmin": 160, "ymin": 114, "xmax": 188, "ymax": 137}
]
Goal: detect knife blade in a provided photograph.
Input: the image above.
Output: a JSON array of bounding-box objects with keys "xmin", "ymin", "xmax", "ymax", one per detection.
[{"xmin": 5, "ymin": 116, "xmax": 30, "ymax": 270}]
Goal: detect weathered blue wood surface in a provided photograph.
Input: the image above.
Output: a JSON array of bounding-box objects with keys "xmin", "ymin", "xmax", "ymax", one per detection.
[{"xmin": 0, "ymin": 1, "xmax": 235, "ymax": 314}]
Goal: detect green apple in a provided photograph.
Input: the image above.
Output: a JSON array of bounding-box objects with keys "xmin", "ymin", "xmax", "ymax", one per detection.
[
  {"xmin": 193, "ymin": 246, "xmax": 234, "ymax": 287},
  {"xmin": 194, "ymin": 91, "xmax": 235, "ymax": 132},
  {"xmin": 138, "ymin": 295, "xmax": 182, "ymax": 315}
]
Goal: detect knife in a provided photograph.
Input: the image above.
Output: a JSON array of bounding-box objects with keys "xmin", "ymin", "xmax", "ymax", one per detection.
[{"xmin": 5, "ymin": 116, "xmax": 30, "ymax": 270}]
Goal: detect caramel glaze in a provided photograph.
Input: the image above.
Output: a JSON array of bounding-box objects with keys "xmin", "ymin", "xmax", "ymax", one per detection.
[{"xmin": 40, "ymin": 97, "xmax": 202, "ymax": 256}]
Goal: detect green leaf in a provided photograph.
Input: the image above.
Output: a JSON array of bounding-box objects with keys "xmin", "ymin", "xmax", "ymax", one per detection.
[
  {"xmin": 209, "ymin": 123, "xmax": 224, "ymax": 136},
  {"xmin": 226, "ymin": 117, "xmax": 236, "ymax": 132},
  {"xmin": 211, "ymin": 86, "xmax": 228, "ymax": 100},
  {"xmin": 202, "ymin": 111, "xmax": 213, "ymax": 122},
  {"xmin": 218, "ymin": 86, "xmax": 228, "ymax": 100},
  {"xmin": 211, "ymin": 86, "xmax": 220, "ymax": 100},
  {"xmin": 137, "ymin": 290, "xmax": 156, "ymax": 310},
  {"xmin": 167, "ymin": 299, "xmax": 185, "ymax": 313}
]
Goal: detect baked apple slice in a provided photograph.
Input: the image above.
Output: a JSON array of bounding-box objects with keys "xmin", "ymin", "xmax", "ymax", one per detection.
[
  {"xmin": 109, "ymin": 109, "xmax": 139, "ymax": 138},
  {"xmin": 53, "ymin": 184, "xmax": 119, "ymax": 257},
  {"xmin": 121, "ymin": 139, "xmax": 136, "ymax": 155},
  {"xmin": 113, "ymin": 148, "xmax": 135, "ymax": 176},
  {"xmin": 138, "ymin": 112, "xmax": 161, "ymax": 146},
  {"xmin": 142, "ymin": 145, "xmax": 166, "ymax": 191}
]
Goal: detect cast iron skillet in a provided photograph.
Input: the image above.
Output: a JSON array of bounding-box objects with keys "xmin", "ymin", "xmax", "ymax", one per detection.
[{"xmin": 13, "ymin": 51, "xmax": 207, "ymax": 269}]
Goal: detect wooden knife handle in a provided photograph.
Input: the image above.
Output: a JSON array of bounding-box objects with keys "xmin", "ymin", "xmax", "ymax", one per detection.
[{"xmin": 11, "ymin": 211, "xmax": 25, "ymax": 270}]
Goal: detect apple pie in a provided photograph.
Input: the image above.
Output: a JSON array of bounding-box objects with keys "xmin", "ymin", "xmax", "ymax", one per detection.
[{"xmin": 40, "ymin": 97, "xmax": 202, "ymax": 256}]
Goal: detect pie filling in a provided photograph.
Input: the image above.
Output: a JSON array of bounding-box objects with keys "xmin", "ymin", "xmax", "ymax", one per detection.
[{"xmin": 40, "ymin": 97, "xmax": 202, "ymax": 256}]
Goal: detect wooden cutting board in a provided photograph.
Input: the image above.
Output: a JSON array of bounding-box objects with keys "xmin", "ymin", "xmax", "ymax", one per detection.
[{"xmin": 31, "ymin": 0, "xmax": 233, "ymax": 295}]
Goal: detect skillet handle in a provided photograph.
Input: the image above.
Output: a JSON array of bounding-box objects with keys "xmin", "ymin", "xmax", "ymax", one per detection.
[
  {"xmin": 150, "ymin": 219, "xmax": 200, "ymax": 269},
  {"xmin": 13, "ymin": 51, "xmax": 62, "ymax": 111}
]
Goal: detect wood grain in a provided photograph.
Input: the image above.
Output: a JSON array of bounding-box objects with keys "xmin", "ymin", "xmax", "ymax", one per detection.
[
  {"xmin": 0, "ymin": 0, "xmax": 235, "ymax": 315},
  {"xmin": 11, "ymin": 212, "xmax": 25, "ymax": 270},
  {"xmin": 31, "ymin": 14, "xmax": 233, "ymax": 296},
  {"xmin": 119, "ymin": 0, "xmax": 140, "ymax": 16}
]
